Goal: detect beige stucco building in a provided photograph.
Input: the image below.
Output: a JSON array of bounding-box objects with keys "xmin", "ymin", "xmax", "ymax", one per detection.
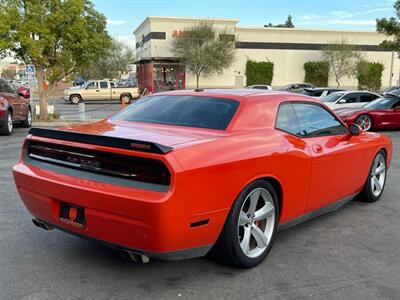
[{"xmin": 134, "ymin": 16, "xmax": 399, "ymax": 92}]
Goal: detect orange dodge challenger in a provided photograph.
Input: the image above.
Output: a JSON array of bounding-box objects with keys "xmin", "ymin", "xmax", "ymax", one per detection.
[{"xmin": 13, "ymin": 89, "xmax": 392, "ymax": 268}]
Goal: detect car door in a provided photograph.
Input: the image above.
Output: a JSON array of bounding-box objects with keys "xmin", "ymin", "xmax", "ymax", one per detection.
[
  {"xmin": 98, "ymin": 81, "xmax": 110, "ymax": 100},
  {"xmin": 0, "ymin": 80, "xmax": 21, "ymax": 120},
  {"xmin": 82, "ymin": 81, "xmax": 100, "ymax": 100},
  {"xmin": 334, "ymin": 92, "xmax": 360, "ymax": 109},
  {"xmin": 292, "ymin": 102, "xmax": 371, "ymax": 212},
  {"xmin": 382, "ymin": 99, "xmax": 400, "ymax": 128}
]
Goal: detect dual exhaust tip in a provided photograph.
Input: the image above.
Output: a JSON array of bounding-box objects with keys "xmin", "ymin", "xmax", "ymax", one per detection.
[{"xmin": 32, "ymin": 218, "xmax": 150, "ymax": 263}]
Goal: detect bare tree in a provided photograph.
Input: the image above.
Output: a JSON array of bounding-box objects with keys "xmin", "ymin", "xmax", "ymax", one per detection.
[
  {"xmin": 171, "ymin": 22, "xmax": 235, "ymax": 88},
  {"xmin": 322, "ymin": 40, "xmax": 363, "ymax": 87}
]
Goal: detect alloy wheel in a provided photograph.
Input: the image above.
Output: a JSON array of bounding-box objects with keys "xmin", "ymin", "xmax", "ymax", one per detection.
[
  {"xmin": 27, "ymin": 110, "xmax": 32, "ymax": 126},
  {"xmin": 356, "ymin": 115, "xmax": 372, "ymax": 131},
  {"xmin": 7, "ymin": 113, "xmax": 13, "ymax": 133},
  {"xmin": 238, "ymin": 188, "xmax": 275, "ymax": 258},
  {"xmin": 370, "ymin": 153, "xmax": 386, "ymax": 197}
]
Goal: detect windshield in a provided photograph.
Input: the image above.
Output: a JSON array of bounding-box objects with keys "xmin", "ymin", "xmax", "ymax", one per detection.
[
  {"xmin": 111, "ymin": 95, "xmax": 240, "ymax": 130},
  {"xmin": 363, "ymin": 97, "xmax": 399, "ymax": 109},
  {"xmin": 321, "ymin": 92, "xmax": 345, "ymax": 103}
]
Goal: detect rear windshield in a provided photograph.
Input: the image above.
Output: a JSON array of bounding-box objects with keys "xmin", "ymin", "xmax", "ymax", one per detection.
[{"xmin": 111, "ymin": 95, "xmax": 240, "ymax": 130}]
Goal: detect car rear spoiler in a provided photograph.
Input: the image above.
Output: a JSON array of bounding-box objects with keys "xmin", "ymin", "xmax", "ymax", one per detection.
[{"xmin": 28, "ymin": 128, "xmax": 173, "ymax": 154}]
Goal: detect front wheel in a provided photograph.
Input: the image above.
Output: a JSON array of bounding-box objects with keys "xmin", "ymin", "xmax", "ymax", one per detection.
[
  {"xmin": 355, "ymin": 114, "xmax": 373, "ymax": 131},
  {"xmin": 0, "ymin": 110, "xmax": 13, "ymax": 135},
  {"xmin": 213, "ymin": 180, "xmax": 279, "ymax": 268},
  {"xmin": 69, "ymin": 94, "xmax": 81, "ymax": 105},
  {"xmin": 358, "ymin": 150, "xmax": 387, "ymax": 202}
]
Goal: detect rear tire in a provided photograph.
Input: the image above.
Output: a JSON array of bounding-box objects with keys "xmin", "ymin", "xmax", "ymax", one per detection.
[
  {"xmin": 21, "ymin": 107, "xmax": 32, "ymax": 128},
  {"xmin": 212, "ymin": 180, "xmax": 279, "ymax": 268},
  {"xmin": 120, "ymin": 94, "xmax": 132, "ymax": 104},
  {"xmin": 358, "ymin": 150, "xmax": 387, "ymax": 202},
  {"xmin": 0, "ymin": 110, "xmax": 13, "ymax": 135}
]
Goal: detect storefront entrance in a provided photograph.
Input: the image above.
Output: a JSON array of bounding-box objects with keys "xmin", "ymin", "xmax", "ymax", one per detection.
[{"xmin": 136, "ymin": 60, "xmax": 185, "ymax": 93}]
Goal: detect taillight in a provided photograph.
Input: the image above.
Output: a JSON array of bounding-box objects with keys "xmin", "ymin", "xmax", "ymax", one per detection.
[{"xmin": 27, "ymin": 141, "xmax": 171, "ymax": 186}]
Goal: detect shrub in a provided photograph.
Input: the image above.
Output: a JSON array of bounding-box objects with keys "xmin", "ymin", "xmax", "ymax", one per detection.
[
  {"xmin": 245, "ymin": 60, "xmax": 274, "ymax": 86},
  {"xmin": 304, "ymin": 61, "xmax": 329, "ymax": 87},
  {"xmin": 356, "ymin": 61, "xmax": 384, "ymax": 91}
]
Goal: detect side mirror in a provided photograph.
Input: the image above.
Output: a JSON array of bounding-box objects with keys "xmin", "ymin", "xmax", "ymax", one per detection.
[
  {"xmin": 338, "ymin": 99, "xmax": 347, "ymax": 104},
  {"xmin": 348, "ymin": 123, "xmax": 362, "ymax": 136},
  {"xmin": 394, "ymin": 106, "xmax": 400, "ymax": 111}
]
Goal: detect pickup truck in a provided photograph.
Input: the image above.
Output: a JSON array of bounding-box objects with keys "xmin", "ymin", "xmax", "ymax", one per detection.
[{"xmin": 63, "ymin": 80, "xmax": 141, "ymax": 104}]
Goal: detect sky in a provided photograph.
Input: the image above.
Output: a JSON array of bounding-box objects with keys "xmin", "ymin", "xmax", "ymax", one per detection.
[{"xmin": 93, "ymin": 0, "xmax": 396, "ymax": 45}]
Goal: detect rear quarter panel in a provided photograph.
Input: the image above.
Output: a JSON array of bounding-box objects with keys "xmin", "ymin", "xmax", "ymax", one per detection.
[{"xmin": 172, "ymin": 129, "xmax": 312, "ymax": 224}]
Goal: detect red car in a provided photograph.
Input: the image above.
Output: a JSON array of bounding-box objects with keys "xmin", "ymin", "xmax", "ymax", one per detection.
[
  {"xmin": 335, "ymin": 96, "xmax": 400, "ymax": 131},
  {"xmin": 13, "ymin": 90, "xmax": 392, "ymax": 267},
  {"xmin": 0, "ymin": 79, "xmax": 32, "ymax": 135},
  {"xmin": 16, "ymin": 85, "xmax": 30, "ymax": 99}
]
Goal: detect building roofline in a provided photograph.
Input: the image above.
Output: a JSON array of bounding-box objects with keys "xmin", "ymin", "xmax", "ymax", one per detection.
[
  {"xmin": 134, "ymin": 16, "xmax": 240, "ymax": 35},
  {"xmin": 236, "ymin": 25, "xmax": 380, "ymax": 34}
]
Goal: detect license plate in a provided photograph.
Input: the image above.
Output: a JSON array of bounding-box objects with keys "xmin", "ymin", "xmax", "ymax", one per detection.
[{"xmin": 59, "ymin": 203, "xmax": 86, "ymax": 228}]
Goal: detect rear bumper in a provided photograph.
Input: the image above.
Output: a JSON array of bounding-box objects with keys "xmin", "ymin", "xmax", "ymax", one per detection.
[{"xmin": 13, "ymin": 159, "xmax": 226, "ymax": 260}]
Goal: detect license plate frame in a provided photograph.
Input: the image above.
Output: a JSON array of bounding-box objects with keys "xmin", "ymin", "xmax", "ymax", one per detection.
[{"xmin": 59, "ymin": 202, "xmax": 86, "ymax": 229}]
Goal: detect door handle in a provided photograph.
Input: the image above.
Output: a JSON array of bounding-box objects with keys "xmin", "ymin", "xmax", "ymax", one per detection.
[
  {"xmin": 312, "ymin": 144, "xmax": 323, "ymax": 153},
  {"xmin": 96, "ymin": 89, "xmax": 100, "ymax": 92}
]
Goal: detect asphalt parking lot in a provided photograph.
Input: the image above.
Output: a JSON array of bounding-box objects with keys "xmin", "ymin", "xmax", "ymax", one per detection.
[
  {"xmin": 1, "ymin": 128, "xmax": 399, "ymax": 299},
  {"xmin": 37, "ymin": 98, "xmax": 123, "ymax": 121}
]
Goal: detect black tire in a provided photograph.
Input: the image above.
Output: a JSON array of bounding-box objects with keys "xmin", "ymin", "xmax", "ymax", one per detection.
[
  {"xmin": 0, "ymin": 110, "xmax": 13, "ymax": 135},
  {"xmin": 357, "ymin": 150, "xmax": 387, "ymax": 203},
  {"xmin": 120, "ymin": 94, "xmax": 132, "ymax": 104},
  {"xmin": 21, "ymin": 107, "xmax": 32, "ymax": 128},
  {"xmin": 355, "ymin": 114, "xmax": 373, "ymax": 131},
  {"xmin": 212, "ymin": 180, "xmax": 279, "ymax": 268},
  {"xmin": 69, "ymin": 94, "xmax": 81, "ymax": 105}
]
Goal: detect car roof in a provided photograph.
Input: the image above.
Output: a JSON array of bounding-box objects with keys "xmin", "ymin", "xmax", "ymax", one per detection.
[{"xmin": 154, "ymin": 88, "xmax": 321, "ymax": 105}]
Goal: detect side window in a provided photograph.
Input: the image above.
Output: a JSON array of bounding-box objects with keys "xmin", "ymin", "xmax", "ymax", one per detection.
[
  {"xmin": 110, "ymin": 82, "xmax": 116, "ymax": 88},
  {"xmin": 99, "ymin": 81, "xmax": 108, "ymax": 89},
  {"xmin": 359, "ymin": 93, "xmax": 373, "ymax": 102},
  {"xmin": 342, "ymin": 93, "xmax": 358, "ymax": 103},
  {"xmin": 86, "ymin": 82, "xmax": 98, "ymax": 89},
  {"xmin": 293, "ymin": 103, "xmax": 347, "ymax": 137},
  {"xmin": 276, "ymin": 103, "xmax": 301, "ymax": 136}
]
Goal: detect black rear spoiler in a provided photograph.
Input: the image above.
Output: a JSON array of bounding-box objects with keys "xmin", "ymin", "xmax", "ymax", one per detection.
[{"xmin": 28, "ymin": 128, "xmax": 173, "ymax": 154}]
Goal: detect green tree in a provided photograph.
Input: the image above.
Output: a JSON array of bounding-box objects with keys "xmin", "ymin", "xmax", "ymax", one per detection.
[
  {"xmin": 81, "ymin": 39, "xmax": 135, "ymax": 81},
  {"xmin": 171, "ymin": 22, "xmax": 235, "ymax": 88},
  {"xmin": 376, "ymin": 1, "xmax": 400, "ymax": 55},
  {"xmin": 0, "ymin": 0, "xmax": 111, "ymax": 120},
  {"xmin": 356, "ymin": 61, "xmax": 384, "ymax": 91},
  {"xmin": 303, "ymin": 61, "xmax": 329, "ymax": 87},
  {"xmin": 245, "ymin": 60, "xmax": 274, "ymax": 86},
  {"xmin": 264, "ymin": 15, "xmax": 295, "ymax": 28},
  {"xmin": 322, "ymin": 40, "xmax": 363, "ymax": 87}
]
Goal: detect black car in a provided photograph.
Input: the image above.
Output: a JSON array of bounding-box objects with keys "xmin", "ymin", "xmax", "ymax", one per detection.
[
  {"xmin": 300, "ymin": 87, "xmax": 346, "ymax": 98},
  {"xmin": 279, "ymin": 83, "xmax": 315, "ymax": 93}
]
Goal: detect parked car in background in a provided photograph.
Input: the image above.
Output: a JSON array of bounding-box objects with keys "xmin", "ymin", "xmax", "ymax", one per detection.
[
  {"xmin": 73, "ymin": 76, "xmax": 86, "ymax": 86},
  {"xmin": 0, "ymin": 78, "xmax": 32, "ymax": 135},
  {"xmin": 321, "ymin": 91, "xmax": 380, "ymax": 110},
  {"xmin": 380, "ymin": 85, "xmax": 400, "ymax": 95},
  {"xmin": 335, "ymin": 96, "xmax": 400, "ymax": 131},
  {"xmin": 118, "ymin": 79, "xmax": 136, "ymax": 87},
  {"xmin": 16, "ymin": 85, "xmax": 30, "ymax": 99},
  {"xmin": 300, "ymin": 87, "xmax": 345, "ymax": 98},
  {"xmin": 13, "ymin": 89, "xmax": 392, "ymax": 268},
  {"xmin": 279, "ymin": 83, "xmax": 315, "ymax": 93},
  {"xmin": 63, "ymin": 79, "xmax": 141, "ymax": 104},
  {"xmin": 246, "ymin": 84, "xmax": 272, "ymax": 90}
]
